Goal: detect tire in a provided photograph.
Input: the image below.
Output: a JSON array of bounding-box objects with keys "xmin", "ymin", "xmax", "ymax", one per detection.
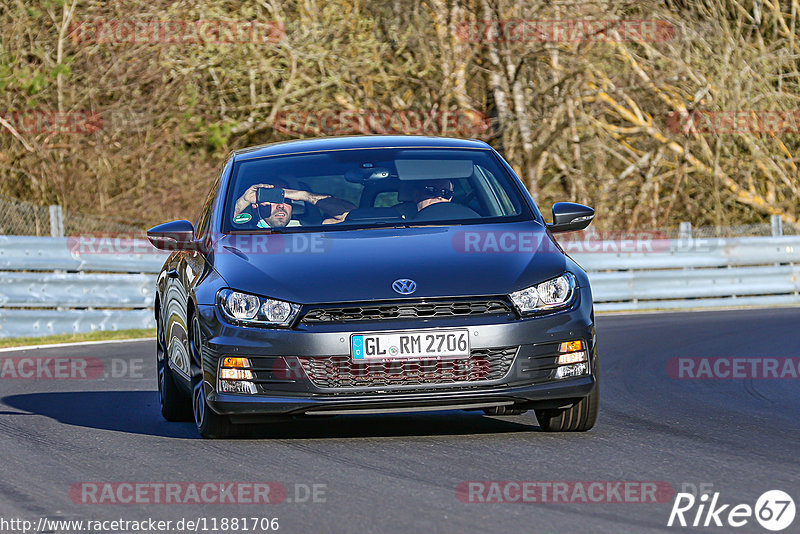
[
  {"xmin": 535, "ymin": 385, "xmax": 598, "ymax": 432},
  {"xmin": 157, "ymin": 313, "xmax": 192, "ymax": 422},
  {"xmin": 189, "ymin": 313, "xmax": 235, "ymax": 439}
]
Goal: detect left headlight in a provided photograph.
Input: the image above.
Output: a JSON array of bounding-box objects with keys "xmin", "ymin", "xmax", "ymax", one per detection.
[
  {"xmin": 217, "ymin": 289, "xmax": 300, "ymax": 327},
  {"xmin": 509, "ymin": 273, "xmax": 577, "ymax": 315}
]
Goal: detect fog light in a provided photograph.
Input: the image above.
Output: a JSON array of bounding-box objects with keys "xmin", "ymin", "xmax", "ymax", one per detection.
[
  {"xmin": 218, "ymin": 357, "xmax": 256, "ymax": 394},
  {"xmin": 556, "ymin": 362, "xmax": 588, "ymax": 379},
  {"xmin": 220, "ymin": 368, "xmax": 253, "ymax": 380},
  {"xmin": 218, "ymin": 379, "xmax": 257, "ymax": 394},
  {"xmin": 222, "ymin": 357, "xmax": 251, "ymax": 368},
  {"xmin": 557, "ymin": 351, "xmax": 587, "ymax": 365},
  {"xmin": 559, "ymin": 340, "xmax": 583, "ymax": 353}
]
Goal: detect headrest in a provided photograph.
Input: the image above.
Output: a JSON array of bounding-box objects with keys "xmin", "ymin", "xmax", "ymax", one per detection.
[{"xmin": 397, "ymin": 181, "xmax": 416, "ymax": 202}]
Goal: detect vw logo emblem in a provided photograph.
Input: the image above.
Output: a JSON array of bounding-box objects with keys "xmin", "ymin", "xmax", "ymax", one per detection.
[{"xmin": 392, "ymin": 279, "xmax": 417, "ymax": 295}]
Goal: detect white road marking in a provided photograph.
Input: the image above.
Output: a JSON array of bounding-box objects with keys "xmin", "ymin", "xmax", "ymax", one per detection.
[{"xmin": 0, "ymin": 337, "xmax": 155, "ymax": 354}]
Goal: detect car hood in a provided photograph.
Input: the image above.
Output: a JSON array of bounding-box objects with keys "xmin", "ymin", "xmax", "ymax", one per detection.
[{"xmin": 210, "ymin": 222, "xmax": 567, "ymax": 304}]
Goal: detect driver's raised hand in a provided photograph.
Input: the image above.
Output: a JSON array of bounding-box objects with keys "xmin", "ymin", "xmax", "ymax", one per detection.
[
  {"xmin": 232, "ymin": 183, "xmax": 275, "ymax": 217},
  {"xmin": 240, "ymin": 183, "xmax": 274, "ymax": 208}
]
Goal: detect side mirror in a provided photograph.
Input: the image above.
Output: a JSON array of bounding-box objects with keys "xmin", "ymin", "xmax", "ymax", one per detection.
[
  {"xmin": 147, "ymin": 220, "xmax": 197, "ymax": 251},
  {"xmin": 547, "ymin": 202, "xmax": 595, "ymax": 233}
]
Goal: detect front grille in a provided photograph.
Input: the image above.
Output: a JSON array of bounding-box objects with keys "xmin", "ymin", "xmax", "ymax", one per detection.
[
  {"xmin": 297, "ymin": 346, "xmax": 518, "ymax": 390},
  {"xmin": 301, "ymin": 299, "xmax": 513, "ymax": 324}
]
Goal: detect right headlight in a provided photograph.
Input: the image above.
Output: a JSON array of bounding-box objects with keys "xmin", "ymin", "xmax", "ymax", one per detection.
[
  {"xmin": 509, "ymin": 273, "xmax": 576, "ymax": 315},
  {"xmin": 217, "ymin": 289, "xmax": 300, "ymax": 327}
]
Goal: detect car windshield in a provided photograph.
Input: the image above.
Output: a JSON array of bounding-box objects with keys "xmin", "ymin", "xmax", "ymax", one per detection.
[{"xmin": 223, "ymin": 147, "xmax": 531, "ymax": 232}]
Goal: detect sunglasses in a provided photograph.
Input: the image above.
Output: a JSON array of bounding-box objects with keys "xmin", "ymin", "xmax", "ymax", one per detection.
[{"xmin": 422, "ymin": 186, "xmax": 454, "ymax": 199}]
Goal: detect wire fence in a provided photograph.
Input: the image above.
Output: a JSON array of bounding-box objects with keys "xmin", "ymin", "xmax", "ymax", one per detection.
[
  {"xmin": 0, "ymin": 196, "xmax": 52, "ymax": 236},
  {"xmin": 0, "ymin": 195, "xmax": 144, "ymax": 237}
]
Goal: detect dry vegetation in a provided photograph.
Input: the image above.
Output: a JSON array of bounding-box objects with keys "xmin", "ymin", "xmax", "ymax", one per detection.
[{"xmin": 0, "ymin": 0, "xmax": 798, "ymax": 230}]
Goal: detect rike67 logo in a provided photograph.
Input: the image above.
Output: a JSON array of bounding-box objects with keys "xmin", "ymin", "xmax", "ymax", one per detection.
[{"xmin": 668, "ymin": 490, "xmax": 795, "ymax": 531}]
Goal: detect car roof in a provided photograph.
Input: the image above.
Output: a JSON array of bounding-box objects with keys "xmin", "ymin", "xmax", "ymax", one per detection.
[{"xmin": 232, "ymin": 135, "xmax": 492, "ymax": 161}]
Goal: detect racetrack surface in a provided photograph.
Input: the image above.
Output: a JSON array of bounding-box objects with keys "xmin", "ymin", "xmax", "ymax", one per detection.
[{"xmin": 1, "ymin": 308, "xmax": 798, "ymax": 533}]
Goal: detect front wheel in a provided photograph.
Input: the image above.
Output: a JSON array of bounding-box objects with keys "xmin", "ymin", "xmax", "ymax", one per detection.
[
  {"xmin": 190, "ymin": 314, "xmax": 234, "ymax": 439},
  {"xmin": 157, "ymin": 314, "xmax": 192, "ymax": 422},
  {"xmin": 535, "ymin": 385, "xmax": 598, "ymax": 432}
]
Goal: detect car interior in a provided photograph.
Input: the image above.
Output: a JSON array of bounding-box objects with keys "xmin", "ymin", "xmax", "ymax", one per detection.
[{"xmin": 230, "ymin": 152, "xmax": 522, "ymax": 228}]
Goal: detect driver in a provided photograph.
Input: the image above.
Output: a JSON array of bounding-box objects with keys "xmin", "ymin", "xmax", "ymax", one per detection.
[
  {"xmin": 232, "ymin": 179, "xmax": 356, "ymax": 228},
  {"xmin": 411, "ymin": 179, "xmax": 454, "ymax": 211}
]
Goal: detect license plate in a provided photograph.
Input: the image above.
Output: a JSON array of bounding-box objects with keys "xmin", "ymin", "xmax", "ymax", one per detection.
[{"xmin": 351, "ymin": 329, "xmax": 470, "ymax": 361}]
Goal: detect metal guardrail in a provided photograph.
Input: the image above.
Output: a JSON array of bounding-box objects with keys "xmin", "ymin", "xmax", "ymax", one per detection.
[
  {"xmin": 0, "ymin": 309, "xmax": 155, "ymax": 338},
  {"xmin": 0, "ymin": 236, "xmax": 167, "ymax": 272},
  {"xmin": 0, "ymin": 235, "xmax": 799, "ymax": 337},
  {"xmin": 0, "ymin": 272, "xmax": 156, "ymax": 308},
  {"xmin": 570, "ymin": 235, "xmax": 800, "ymax": 310},
  {"xmin": 569, "ymin": 236, "xmax": 800, "ymax": 270},
  {"xmin": 0, "ymin": 236, "xmax": 168, "ymax": 337}
]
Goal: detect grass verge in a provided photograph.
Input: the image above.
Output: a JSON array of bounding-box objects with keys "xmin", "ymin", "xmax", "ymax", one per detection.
[{"xmin": 0, "ymin": 329, "xmax": 156, "ymax": 349}]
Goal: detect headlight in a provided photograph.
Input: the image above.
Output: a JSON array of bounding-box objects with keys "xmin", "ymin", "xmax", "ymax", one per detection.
[
  {"xmin": 224, "ymin": 292, "xmax": 260, "ymax": 320},
  {"xmin": 509, "ymin": 273, "xmax": 576, "ymax": 314},
  {"xmin": 217, "ymin": 289, "xmax": 300, "ymax": 327}
]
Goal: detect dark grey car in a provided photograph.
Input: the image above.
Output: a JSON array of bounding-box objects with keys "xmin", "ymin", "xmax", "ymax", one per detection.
[{"xmin": 148, "ymin": 135, "xmax": 598, "ymax": 438}]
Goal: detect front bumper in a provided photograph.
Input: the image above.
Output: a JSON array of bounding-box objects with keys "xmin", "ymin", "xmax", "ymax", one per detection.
[
  {"xmin": 216, "ymin": 377, "xmax": 594, "ymax": 422},
  {"xmin": 195, "ymin": 286, "xmax": 597, "ymax": 418}
]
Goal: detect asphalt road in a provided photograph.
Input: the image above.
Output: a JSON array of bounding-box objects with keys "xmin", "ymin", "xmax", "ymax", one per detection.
[{"xmin": 0, "ymin": 307, "xmax": 798, "ymax": 534}]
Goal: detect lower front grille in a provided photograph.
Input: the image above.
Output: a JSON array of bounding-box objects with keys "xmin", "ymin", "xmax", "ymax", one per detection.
[{"xmin": 297, "ymin": 347, "xmax": 518, "ymax": 390}]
